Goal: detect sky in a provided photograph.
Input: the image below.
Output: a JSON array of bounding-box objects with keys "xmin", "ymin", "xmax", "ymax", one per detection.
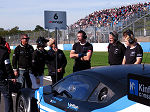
[{"xmin": 0, "ymin": 0, "xmax": 149, "ymax": 30}]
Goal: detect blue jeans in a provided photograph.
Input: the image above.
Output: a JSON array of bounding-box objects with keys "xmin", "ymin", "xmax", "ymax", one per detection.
[
  {"xmin": 17, "ymin": 70, "xmax": 32, "ymax": 88},
  {"xmin": 0, "ymin": 80, "xmax": 13, "ymax": 112}
]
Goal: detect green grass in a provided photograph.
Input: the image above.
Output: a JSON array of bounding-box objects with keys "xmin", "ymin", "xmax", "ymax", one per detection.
[{"xmin": 10, "ymin": 50, "xmax": 150, "ymax": 77}]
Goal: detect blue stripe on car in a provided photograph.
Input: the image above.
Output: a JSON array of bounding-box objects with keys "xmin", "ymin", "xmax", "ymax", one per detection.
[
  {"xmin": 35, "ymin": 87, "xmax": 65, "ymax": 112},
  {"xmin": 92, "ymin": 96, "xmax": 136, "ymax": 112}
]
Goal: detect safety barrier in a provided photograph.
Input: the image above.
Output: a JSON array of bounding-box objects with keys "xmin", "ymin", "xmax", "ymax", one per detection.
[{"xmin": 10, "ymin": 42, "xmax": 150, "ymax": 52}]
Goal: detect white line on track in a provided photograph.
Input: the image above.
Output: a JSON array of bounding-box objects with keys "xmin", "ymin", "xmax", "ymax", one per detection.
[{"xmin": 1, "ymin": 93, "xmax": 15, "ymax": 97}]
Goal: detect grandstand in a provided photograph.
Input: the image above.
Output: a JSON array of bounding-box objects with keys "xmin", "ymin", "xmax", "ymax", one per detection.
[{"xmin": 68, "ymin": 2, "xmax": 150, "ymax": 43}]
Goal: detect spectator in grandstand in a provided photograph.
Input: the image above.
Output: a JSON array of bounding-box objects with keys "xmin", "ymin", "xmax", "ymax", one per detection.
[
  {"xmin": 0, "ymin": 37, "xmax": 16, "ymax": 112},
  {"xmin": 70, "ymin": 2, "xmax": 150, "ymax": 29},
  {"xmin": 12, "ymin": 34, "xmax": 34, "ymax": 88},
  {"xmin": 70, "ymin": 30, "xmax": 93, "ymax": 72},
  {"xmin": 46, "ymin": 38, "xmax": 67, "ymax": 85},
  {"xmin": 108, "ymin": 31, "xmax": 126, "ymax": 65},
  {"xmin": 122, "ymin": 29, "xmax": 143, "ymax": 64},
  {"xmin": 30, "ymin": 37, "xmax": 48, "ymax": 89}
]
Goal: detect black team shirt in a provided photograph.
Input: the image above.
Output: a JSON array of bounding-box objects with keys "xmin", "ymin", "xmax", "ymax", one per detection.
[
  {"xmin": 124, "ymin": 43, "xmax": 143, "ymax": 64},
  {"xmin": 108, "ymin": 41, "xmax": 126, "ymax": 65},
  {"xmin": 72, "ymin": 42, "xmax": 93, "ymax": 72}
]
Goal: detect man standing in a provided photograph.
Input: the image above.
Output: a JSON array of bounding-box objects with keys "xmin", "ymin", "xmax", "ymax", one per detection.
[
  {"xmin": 70, "ymin": 30, "xmax": 93, "ymax": 72},
  {"xmin": 47, "ymin": 38, "xmax": 67, "ymax": 84},
  {"xmin": 108, "ymin": 31, "xmax": 126, "ymax": 65},
  {"xmin": 12, "ymin": 34, "xmax": 34, "ymax": 88},
  {"xmin": 0, "ymin": 37, "xmax": 16, "ymax": 112}
]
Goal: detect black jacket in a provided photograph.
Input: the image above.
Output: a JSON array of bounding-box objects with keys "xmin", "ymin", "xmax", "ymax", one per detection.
[
  {"xmin": 0, "ymin": 45, "xmax": 14, "ymax": 79},
  {"xmin": 12, "ymin": 44, "xmax": 34, "ymax": 70},
  {"xmin": 46, "ymin": 49, "xmax": 67, "ymax": 75},
  {"xmin": 32, "ymin": 49, "xmax": 48, "ymax": 77}
]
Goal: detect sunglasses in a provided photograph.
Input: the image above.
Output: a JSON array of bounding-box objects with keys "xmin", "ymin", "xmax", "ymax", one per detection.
[{"xmin": 22, "ymin": 38, "xmax": 29, "ymax": 40}]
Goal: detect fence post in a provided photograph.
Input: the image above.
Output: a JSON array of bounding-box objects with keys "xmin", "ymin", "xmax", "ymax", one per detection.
[
  {"xmin": 144, "ymin": 17, "xmax": 146, "ymax": 37},
  {"xmin": 94, "ymin": 26, "xmax": 97, "ymax": 43},
  {"xmin": 133, "ymin": 22, "xmax": 135, "ymax": 35}
]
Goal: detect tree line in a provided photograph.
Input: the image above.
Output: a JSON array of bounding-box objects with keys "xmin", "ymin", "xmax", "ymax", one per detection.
[{"xmin": 0, "ymin": 25, "xmax": 46, "ymax": 37}]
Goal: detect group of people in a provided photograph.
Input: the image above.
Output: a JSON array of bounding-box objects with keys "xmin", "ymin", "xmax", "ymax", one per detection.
[
  {"xmin": 0, "ymin": 34, "xmax": 68, "ymax": 112},
  {"xmin": 12, "ymin": 34, "xmax": 67, "ymax": 89},
  {"xmin": 70, "ymin": 2, "xmax": 150, "ymax": 29},
  {"xmin": 108, "ymin": 29, "xmax": 143, "ymax": 65},
  {"xmin": 0, "ymin": 29, "xmax": 143, "ymax": 112}
]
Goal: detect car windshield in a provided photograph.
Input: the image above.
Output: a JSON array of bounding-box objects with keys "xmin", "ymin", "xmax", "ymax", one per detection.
[{"xmin": 53, "ymin": 74, "xmax": 99, "ymax": 101}]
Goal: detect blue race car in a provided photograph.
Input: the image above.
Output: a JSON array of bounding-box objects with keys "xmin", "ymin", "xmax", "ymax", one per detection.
[{"xmin": 16, "ymin": 64, "xmax": 150, "ymax": 112}]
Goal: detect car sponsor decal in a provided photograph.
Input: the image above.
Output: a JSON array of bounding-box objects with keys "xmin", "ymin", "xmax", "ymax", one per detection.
[
  {"xmin": 49, "ymin": 97, "xmax": 63, "ymax": 104},
  {"xmin": 53, "ymin": 97, "xmax": 63, "ymax": 102},
  {"xmin": 67, "ymin": 103, "xmax": 79, "ymax": 111},
  {"xmin": 128, "ymin": 74, "xmax": 150, "ymax": 106},
  {"xmin": 50, "ymin": 99, "xmax": 56, "ymax": 104}
]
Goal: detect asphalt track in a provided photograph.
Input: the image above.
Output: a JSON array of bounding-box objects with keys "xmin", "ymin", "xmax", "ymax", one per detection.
[{"xmin": 0, "ymin": 76, "xmax": 52, "ymax": 112}]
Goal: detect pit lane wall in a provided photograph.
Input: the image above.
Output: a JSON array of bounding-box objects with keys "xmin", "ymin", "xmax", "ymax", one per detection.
[{"xmin": 10, "ymin": 42, "xmax": 150, "ymax": 52}]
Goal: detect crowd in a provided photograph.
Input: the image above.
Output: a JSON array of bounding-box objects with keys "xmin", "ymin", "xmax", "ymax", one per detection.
[
  {"xmin": 0, "ymin": 28, "xmax": 143, "ymax": 112},
  {"xmin": 70, "ymin": 2, "xmax": 150, "ymax": 29}
]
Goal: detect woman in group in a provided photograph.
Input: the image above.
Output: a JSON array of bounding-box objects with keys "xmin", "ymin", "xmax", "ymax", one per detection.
[{"xmin": 122, "ymin": 29, "xmax": 143, "ymax": 64}]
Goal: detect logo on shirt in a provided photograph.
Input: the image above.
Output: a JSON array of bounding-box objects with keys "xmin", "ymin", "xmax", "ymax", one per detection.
[
  {"xmin": 130, "ymin": 52, "xmax": 135, "ymax": 56},
  {"xmin": 83, "ymin": 47, "xmax": 88, "ymax": 53},
  {"xmin": 114, "ymin": 48, "xmax": 119, "ymax": 54},
  {"xmin": 137, "ymin": 54, "xmax": 142, "ymax": 57}
]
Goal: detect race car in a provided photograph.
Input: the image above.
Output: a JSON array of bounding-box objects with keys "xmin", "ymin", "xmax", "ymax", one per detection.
[{"xmin": 16, "ymin": 64, "xmax": 150, "ymax": 112}]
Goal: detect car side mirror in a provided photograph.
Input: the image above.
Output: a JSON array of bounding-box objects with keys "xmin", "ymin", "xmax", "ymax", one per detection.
[
  {"xmin": 43, "ymin": 85, "xmax": 53, "ymax": 95},
  {"xmin": 43, "ymin": 85, "xmax": 60, "ymax": 97},
  {"xmin": 60, "ymin": 90, "xmax": 72, "ymax": 98}
]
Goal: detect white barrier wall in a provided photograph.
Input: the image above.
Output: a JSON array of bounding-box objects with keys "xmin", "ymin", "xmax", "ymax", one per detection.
[
  {"xmin": 10, "ymin": 44, "xmax": 65, "ymax": 51},
  {"xmin": 92, "ymin": 43, "xmax": 109, "ymax": 52},
  {"xmin": 10, "ymin": 42, "xmax": 150, "ymax": 52}
]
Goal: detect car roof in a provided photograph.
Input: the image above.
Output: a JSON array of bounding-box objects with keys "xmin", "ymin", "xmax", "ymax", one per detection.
[
  {"xmin": 73, "ymin": 64, "xmax": 150, "ymax": 81},
  {"xmin": 69, "ymin": 64, "xmax": 150, "ymax": 92}
]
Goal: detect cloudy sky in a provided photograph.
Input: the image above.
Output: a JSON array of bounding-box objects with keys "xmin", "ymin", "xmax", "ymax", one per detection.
[{"xmin": 0, "ymin": 0, "xmax": 149, "ymax": 30}]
